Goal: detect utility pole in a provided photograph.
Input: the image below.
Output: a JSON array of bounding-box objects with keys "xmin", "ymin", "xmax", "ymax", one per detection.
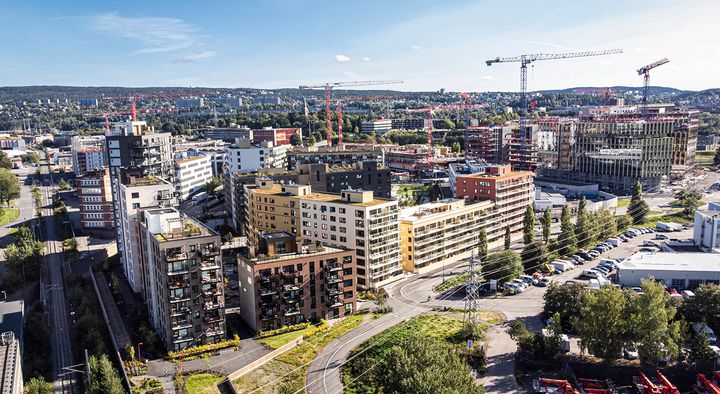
[{"xmin": 463, "ymin": 252, "xmax": 482, "ymax": 326}]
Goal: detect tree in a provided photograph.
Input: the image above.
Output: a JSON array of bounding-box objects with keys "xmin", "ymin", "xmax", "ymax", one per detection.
[
  {"xmin": 596, "ymin": 207, "xmax": 618, "ymax": 240},
  {"xmin": 307, "ymin": 134, "xmax": 317, "ymax": 145},
  {"xmin": 22, "ymin": 152, "xmax": 40, "ymax": 165},
  {"xmin": 542, "ymin": 209, "xmax": 552, "ymax": 244},
  {"xmin": 88, "ymin": 354, "xmax": 124, "ymax": 394},
  {"xmin": 481, "ymin": 250, "xmax": 522, "ymax": 284},
  {"xmin": 0, "ymin": 151, "xmax": 12, "ymax": 169},
  {"xmin": 203, "ymin": 176, "xmax": 223, "ymax": 195},
  {"xmin": 477, "ymin": 228, "xmax": 488, "ymax": 261},
  {"xmin": 521, "ymin": 241, "xmax": 548, "ymax": 274},
  {"xmin": 689, "ymin": 331, "xmax": 717, "ymax": 373},
  {"xmin": 628, "ymin": 279, "xmax": 683, "ymax": 366},
  {"xmin": 628, "ymin": 181, "xmax": 650, "ymax": 224},
  {"xmin": 575, "ymin": 197, "xmax": 594, "ymax": 249},
  {"xmin": 376, "ymin": 334, "xmax": 483, "ymax": 394},
  {"xmin": 558, "ymin": 205, "xmax": 577, "ymax": 256},
  {"xmin": 25, "ymin": 377, "xmax": 52, "ymax": 394},
  {"xmin": 58, "ymin": 178, "xmax": 70, "ymax": 191},
  {"xmin": 441, "ymin": 118, "xmax": 456, "ymax": 130},
  {"xmin": 0, "ymin": 169, "xmax": 20, "ymax": 206},
  {"xmin": 543, "ymin": 282, "xmax": 587, "ymax": 331},
  {"xmin": 523, "ymin": 206, "xmax": 535, "ymax": 245},
  {"xmin": 504, "ymin": 226, "xmax": 511, "ymax": 250},
  {"xmin": 616, "ymin": 214, "xmax": 633, "ymax": 232},
  {"xmin": 681, "ymin": 284, "xmax": 720, "ymax": 330},
  {"xmin": 451, "ymin": 141, "xmax": 461, "ymax": 153},
  {"xmin": 427, "ymin": 184, "xmax": 442, "ymax": 202},
  {"xmin": 673, "ymin": 188, "xmax": 703, "ymax": 218},
  {"xmin": 575, "ymin": 286, "xmax": 628, "ymax": 361},
  {"xmin": 289, "ymin": 133, "xmax": 301, "ymax": 146}
]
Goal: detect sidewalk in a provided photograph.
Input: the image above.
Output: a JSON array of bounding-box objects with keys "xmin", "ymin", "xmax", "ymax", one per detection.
[{"xmin": 93, "ymin": 272, "xmax": 132, "ymax": 349}]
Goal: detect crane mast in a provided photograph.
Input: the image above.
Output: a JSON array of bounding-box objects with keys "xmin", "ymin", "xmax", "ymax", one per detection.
[
  {"xmin": 299, "ymin": 80, "xmax": 402, "ymax": 147},
  {"xmin": 637, "ymin": 58, "xmax": 669, "ymax": 119},
  {"xmin": 485, "ymin": 48, "xmax": 622, "ymax": 170}
]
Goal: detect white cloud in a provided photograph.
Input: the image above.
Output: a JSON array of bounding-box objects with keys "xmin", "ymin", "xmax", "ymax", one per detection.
[
  {"xmin": 411, "ymin": 45, "xmax": 421, "ymax": 50},
  {"xmin": 174, "ymin": 51, "xmax": 217, "ymax": 64},
  {"xmin": 335, "ymin": 54, "xmax": 351, "ymax": 62},
  {"xmin": 90, "ymin": 12, "xmax": 199, "ymax": 53},
  {"xmin": 481, "ymin": 76, "xmax": 493, "ymax": 81},
  {"xmin": 362, "ymin": 56, "xmax": 371, "ymax": 62}
]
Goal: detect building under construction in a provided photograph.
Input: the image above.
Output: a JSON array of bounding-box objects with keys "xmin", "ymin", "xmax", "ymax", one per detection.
[{"xmin": 465, "ymin": 126, "xmax": 512, "ymax": 164}]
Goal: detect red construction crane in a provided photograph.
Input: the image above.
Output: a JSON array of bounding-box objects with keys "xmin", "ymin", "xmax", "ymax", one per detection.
[
  {"xmin": 638, "ymin": 372, "xmax": 662, "ymax": 394},
  {"xmin": 406, "ymin": 103, "xmax": 487, "ymax": 157},
  {"xmin": 656, "ymin": 371, "xmax": 679, "ymax": 394},
  {"xmin": 637, "ymin": 58, "xmax": 669, "ymax": 119},
  {"xmin": 533, "ymin": 378, "xmax": 581, "ymax": 394},
  {"xmin": 696, "ymin": 373, "xmax": 720, "ymax": 394},
  {"xmin": 299, "ymin": 80, "xmax": 403, "ymax": 146},
  {"xmin": 336, "ymin": 100, "xmax": 343, "ymax": 145}
]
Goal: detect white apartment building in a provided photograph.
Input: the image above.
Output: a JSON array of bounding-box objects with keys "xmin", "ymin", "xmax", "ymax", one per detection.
[
  {"xmin": 117, "ymin": 175, "xmax": 176, "ymax": 294},
  {"xmin": 224, "ymin": 140, "xmax": 289, "ymax": 174},
  {"xmin": 71, "ymin": 135, "xmax": 105, "ymax": 175},
  {"xmin": 695, "ymin": 204, "xmax": 720, "ymax": 253},
  {"xmin": 299, "ymin": 189, "xmax": 401, "ymax": 289},
  {"xmin": 175, "ymin": 156, "xmax": 213, "ymax": 200}
]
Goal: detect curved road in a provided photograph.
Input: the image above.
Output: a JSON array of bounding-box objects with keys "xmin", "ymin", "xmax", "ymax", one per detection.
[{"xmin": 305, "ymin": 230, "xmax": 658, "ymax": 394}]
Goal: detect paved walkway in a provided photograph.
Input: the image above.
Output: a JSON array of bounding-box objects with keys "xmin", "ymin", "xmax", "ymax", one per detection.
[
  {"xmin": 93, "ymin": 272, "xmax": 132, "ymax": 350},
  {"xmin": 478, "ymin": 324, "xmax": 522, "ymax": 393}
]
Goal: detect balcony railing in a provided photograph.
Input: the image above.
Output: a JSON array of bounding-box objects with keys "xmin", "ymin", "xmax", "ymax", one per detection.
[
  {"xmin": 326, "ymin": 275, "xmax": 342, "ymax": 284},
  {"xmin": 166, "ymin": 252, "xmax": 187, "ymax": 262},
  {"xmin": 169, "ymin": 293, "xmax": 191, "ymax": 303},
  {"xmin": 204, "ymin": 314, "xmax": 224, "ymax": 324},
  {"xmin": 205, "ymin": 328, "xmax": 225, "ymax": 337},
  {"xmin": 326, "ymin": 287, "xmax": 341, "ymax": 296},
  {"xmin": 200, "ymin": 261, "xmax": 221, "ymax": 270},
  {"xmin": 260, "ymin": 313, "xmax": 278, "ymax": 321},
  {"xmin": 171, "ymin": 319, "xmax": 193, "ymax": 330},
  {"xmin": 203, "ymin": 301, "xmax": 223, "ymax": 311},
  {"xmin": 326, "ymin": 298, "xmax": 342, "ymax": 308},
  {"xmin": 258, "ymin": 286, "xmax": 276, "ymax": 296},
  {"xmin": 200, "ymin": 246, "xmax": 220, "ymax": 257},
  {"xmin": 201, "ymin": 275, "xmax": 221, "ymax": 284},
  {"xmin": 325, "ymin": 263, "xmax": 342, "ymax": 272},
  {"xmin": 170, "ymin": 306, "xmax": 191, "ymax": 316},
  {"xmin": 172, "ymin": 334, "xmax": 194, "ymax": 343},
  {"xmin": 202, "ymin": 287, "xmax": 222, "ymax": 297},
  {"xmin": 168, "ymin": 280, "xmax": 190, "ymax": 290},
  {"xmin": 284, "ymin": 308, "xmax": 300, "ymax": 317}
]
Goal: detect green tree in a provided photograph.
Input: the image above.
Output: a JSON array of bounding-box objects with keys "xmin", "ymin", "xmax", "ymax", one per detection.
[
  {"xmin": 22, "ymin": 152, "xmax": 40, "ymax": 165},
  {"xmin": 477, "ymin": 228, "xmax": 488, "ymax": 261},
  {"xmin": 628, "ymin": 181, "xmax": 650, "ymax": 224},
  {"xmin": 628, "ymin": 279, "xmax": 683, "ymax": 366},
  {"xmin": 0, "ymin": 151, "xmax": 12, "ymax": 169},
  {"xmin": 616, "ymin": 214, "xmax": 633, "ymax": 232},
  {"xmin": 543, "ymin": 282, "xmax": 587, "ymax": 331},
  {"xmin": 521, "ymin": 241, "xmax": 548, "ymax": 274},
  {"xmin": 441, "ymin": 118, "xmax": 456, "ymax": 130},
  {"xmin": 523, "ymin": 206, "xmax": 535, "ymax": 245},
  {"xmin": 681, "ymin": 284, "xmax": 720, "ymax": 330},
  {"xmin": 376, "ymin": 334, "xmax": 483, "ymax": 394},
  {"xmin": 289, "ymin": 133, "xmax": 301, "ymax": 146},
  {"xmin": 0, "ymin": 169, "xmax": 20, "ymax": 206},
  {"xmin": 673, "ymin": 188, "xmax": 703, "ymax": 218},
  {"xmin": 542, "ymin": 209, "xmax": 552, "ymax": 244},
  {"xmin": 575, "ymin": 286, "xmax": 628, "ymax": 361},
  {"xmin": 88, "ymin": 354, "xmax": 124, "ymax": 394},
  {"xmin": 504, "ymin": 226, "xmax": 511, "ymax": 250},
  {"xmin": 558, "ymin": 205, "xmax": 577, "ymax": 256},
  {"xmin": 451, "ymin": 141, "xmax": 461, "ymax": 153},
  {"xmin": 575, "ymin": 197, "xmax": 594, "ymax": 248},
  {"xmin": 58, "ymin": 178, "xmax": 70, "ymax": 191},
  {"xmin": 203, "ymin": 176, "xmax": 223, "ymax": 195},
  {"xmin": 25, "ymin": 377, "xmax": 52, "ymax": 394},
  {"xmin": 689, "ymin": 331, "xmax": 716, "ymax": 373},
  {"xmin": 481, "ymin": 250, "xmax": 522, "ymax": 284},
  {"xmin": 307, "ymin": 134, "xmax": 317, "ymax": 145},
  {"xmin": 597, "ymin": 207, "xmax": 618, "ymax": 240}
]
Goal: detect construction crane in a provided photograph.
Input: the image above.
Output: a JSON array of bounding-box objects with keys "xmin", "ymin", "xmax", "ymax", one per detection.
[
  {"xmin": 406, "ymin": 103, "xmax": 487, "ymax": 157},
  {"xmin": 533, "ymin": 378, "xmax": 581, "ymax": 394},
  {"xmin": 696, "ymin": 373, "xmax": 720, "ymax": 394},
  {"xmin": 298, "ymin": 80, "xmax": 403, "ymax": 147},
  {"xmin": 637, "ymin": 58, "xmax": 670, "ymax": 119},
  {"xmin": 460, "ymin": 92, "xmax": 472, "ymax": 160}
]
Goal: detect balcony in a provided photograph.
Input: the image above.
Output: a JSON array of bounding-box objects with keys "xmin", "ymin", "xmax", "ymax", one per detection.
[
  {"xmin": 202, "ymin": 287, "xmax": 222, "ymax": 297},
  {"xmin": 326, "ymin": 287, "xmax": 341, "ymax": 296},
  {"xmin": 326, "ymin": 275, "xmax": 342, "ymax": 284},
  {"xmin": 170, "ymin": 306, "xmax": 191, "ymax": 317},
  {"xmin": 203, "ymin": 301, "xmax": 223, "ymax": 311},
  {"xmin": 325, "ymin": 263, "xmax": 342, "ymax": 272},
  {"xmin": 200, "ymin": 261, "xmax": 221, "ymax": 270},
  {"xmin": 172, "ymin": 333, "xmax": 194, "ymax": 343},
  {"xmin": 204, "ymin": 314, "xmax": 224, "ymax": 324},
  {"xmin": 167, "ymin": 266, "xmax": 189, "ymax": 275},
  {"xmin": 171, "ymin": 319, "xmax": 193, "ymax": 330},
  {"xmin": 284, "ymin": 308, "xmax": 300, "ymax": 317},
  {"xmin": 200, "ymin": 246, "xmax": 220, "ymax": 257},
  {"xmin": 169, "ymin": 293, "xmax": 191, "ymax": 303},
  {"xmin": 326, "ymin": 297, "xmax": 342, "ymax": 308},
  {"xmin": 166, "ymin": 252, "xmax": 187, "ymax": 262},
  {"xmin": 201, "ymin": 275, "xmax": 221, "ymax": 285},
  {"xmin": 205, "ymin": 328, "xmax": 225, "ymax": 337},
  {"xmin": 260, "ymin": 313, "xmax": 278, "ymax": 321},
  {"xmin": 282, "ymin": 283, "xmax": 299, "ymax": 292},
  {"xmin": 258, "ymin": 286, "xmax": 276, "ymax": 296},
  {"xmin": 168, "ymin": 280, "xmax": 190, "ymax": 290}
]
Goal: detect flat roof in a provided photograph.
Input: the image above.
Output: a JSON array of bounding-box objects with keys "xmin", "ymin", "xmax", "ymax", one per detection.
[
  {"xmin": 250, "ymin": 183, "xmax": 391, "ymax": 207},
  {"xmin": 401, "ymin": 199, "xmax": 493, "ymax": 223},
  {"xmin": 0, "ymin": 301, "xmax": 23, "ymax": 348},
  {"xmin": 175, "ymin": 156, "xmax": 208, "ymax": 165},
  {"xmin": 618, "ymin": 252, "xmax": 720, "ymax": 273}
]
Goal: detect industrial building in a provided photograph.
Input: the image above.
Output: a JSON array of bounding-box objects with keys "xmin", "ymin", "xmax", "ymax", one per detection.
[
  {"xmin": 138, "ymin": 208, "xmax": 225, "ymax": 351},
  {"xmin": 237, "ymin": 232, "xmax": 356, "ymax": 332},
  {"xmin": 400, "ymin": 199, "xmax": 503, "ymax": 273},
  {"xmin": 617, "ymin": 251, "xmax": 720, "ymax": 289}
]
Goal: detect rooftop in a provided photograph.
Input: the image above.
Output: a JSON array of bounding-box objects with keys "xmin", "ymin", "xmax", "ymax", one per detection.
[
  {"xmin": 401, "ymin": 199, "xmax": 493, "ymax": 223},
  {"xmin": 249, "ymin": 183, "xmax": 391, "ymax": 207},
  {"xmin": 144, "ymin": 208, "xmax": 215, "ymax": 242},
  {"xmin": 0, "ymin": 301, "xmax": 23, "ymax": 347},
  {"xmin": 618, "ymin": 251, "xmax": 720, "ymax": 272},
  {"xmin": 175, "ymin": 156, "xmax": 209, "ymax": 165},
  {"xmin": 240, "ymin": 243, "xmax": 349, "ymax": 264}
]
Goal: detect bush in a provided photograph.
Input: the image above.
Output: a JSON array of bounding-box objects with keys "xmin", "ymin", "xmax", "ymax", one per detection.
[
  {"xmin": 167, "ymin": 334, "xmax": 240, "ymax": 360},
  {"xmin": 302, "ymin": 321, "xmax": 330, "ymax": 339},
  {"xmin": 257, "ymin": 322, "xmax": 312, "ymax": 338}
]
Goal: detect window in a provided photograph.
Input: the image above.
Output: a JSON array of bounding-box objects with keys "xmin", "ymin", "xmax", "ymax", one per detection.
[
  {"xmin": 132, "ymin": 203, "xmax": 140, "ymax": 209},
  {"xmin": 131, "ymin": 192, "xmax": 139, "ymax": 198}
]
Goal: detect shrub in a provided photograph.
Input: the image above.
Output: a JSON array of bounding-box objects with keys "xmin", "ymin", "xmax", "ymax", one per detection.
[
  {"xmin": 257, "ymin": 322, "xmax": 312, "ymax": 339},
  {"xmin": 167, "ymin": 334, "xmax": 240, "ymax": 360}
]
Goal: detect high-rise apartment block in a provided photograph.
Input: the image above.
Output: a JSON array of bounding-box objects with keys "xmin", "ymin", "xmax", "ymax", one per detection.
[
  {"xmin": 224, "ymin": 140, "xmax": 289, "ymax": 174},
  {"xmin": 138, "ymin": 208, "xmax": 225, "ymax": 351},
  {"xmin": 243, "ymin": 180, "xmax": 401, "ymax": 289},
  {"xmin": 237, "ymin": 232, "xmax": 356, "ymax": 332},
  {"xmin": 175, "ymin": 156, "xmax": 213, "ymax": 200},
  {"xmin": 71, "ymin": 135, "xmax": 105, "ymax": 176},
  {"xmin": 76, "ymin": 168, "xmax": 114, "ymax": 236},
  {"xmin": 400, "ymin": 199, "xmax": 502, "ymax": 273}
]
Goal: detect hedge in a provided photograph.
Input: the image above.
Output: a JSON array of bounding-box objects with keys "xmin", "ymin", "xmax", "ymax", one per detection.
[
  {"xmin": 167, "ymin": 334, "xmax": 240, "ymax": 361},
  {"xmin": 257, "ymin": 322, "xmax": 312, "ymax": 339}
]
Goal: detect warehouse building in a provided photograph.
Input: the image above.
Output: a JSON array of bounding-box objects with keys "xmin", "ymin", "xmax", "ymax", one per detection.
[{"xmin": 616, "ymin": 252, "xmax": 720, "ymax": 289}]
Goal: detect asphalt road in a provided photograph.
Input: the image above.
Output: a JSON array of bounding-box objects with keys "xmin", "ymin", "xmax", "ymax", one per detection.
[
  {"xmin": 39, "ymin": 159, "xmax": 77, "ymax": 393},
  {"xmin": 305, "ymin": 226, "xmax": 670, "ymax": 394}
]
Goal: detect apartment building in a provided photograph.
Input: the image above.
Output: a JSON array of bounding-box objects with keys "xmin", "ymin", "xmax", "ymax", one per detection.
[
  {"xmin": 455, "ymin": 164, "xmax": 534, "ymax": 239},
  {"xmin": 391, "ymin": 118, "xmax": 425, "ymax": 130},
  {"xmin": 465, "ymin": 126, "xmax": 512, "ymax": 164},
  {"xmin": 252, "ymin": 127, "xmax": 302, "ymax": 146},
  {"xmin": 0, "ymin": 137, "xmax": 26, "ymax": 151},
  {"xmin": 71, "ymin": 135, "xmax": 105, "ymax": 176},
  {"xmin": 244, "ymin": 180, "xmax": 401, "ymax": 289},
  {"xmin": 224, "ymin": 140, "xmax": 289, "ymax": 174},
  {"xmin": 448, "ymin": 160, "xmax": 492, "ymax": 197},
  {"xmin": 76, "ymin": 168, "xmax": 114, "ymax": 236},
  {"xmin": 400, "ymin": 199, "xmax": 502, "ymax": 273},
  {"xmin": 695, "ymin": 205, "xmax": 720, "ymax": 253},
  {"xmin": 509, "ymin": 124, "xmax": 539, "ymax": 172},
  {"xmin": 175, "ymin": 156, "xmax": 213, "ymax": 200},
  {"xmin": 385, "ymin": 146, "xmax": 432, "ymax": 174},
  {"xmin": 117, "ymin": 172, "xmax": 176, "ymax": 294},
  {"xmin": 0, "ymin": 300, "xmax": 24, "ymax": 394},
  {"xmin": 361, "ymin": 119, "xmax": 392, "ymax": 133},
  {"xmin": 175, "ymin": 98, "xmax": 205, "ymax": 109},
  {"xmin": 287, "ymin": 145, "xmax": 384, "ymax": 170},
  {"xmin": 237, "ymin": 232, "xmax": 356, "ymax": 332},
  {"xmin": 138, "ymin": 208, "xmax": 225, "ymax": 351}
]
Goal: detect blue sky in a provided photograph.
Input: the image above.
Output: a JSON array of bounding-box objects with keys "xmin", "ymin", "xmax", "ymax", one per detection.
[{"xmin": 1, "ymin": 0, "xmax": 718, "ymax": 91}]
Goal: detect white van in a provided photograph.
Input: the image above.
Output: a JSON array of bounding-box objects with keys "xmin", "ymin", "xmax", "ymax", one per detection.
[
  {"xmin": 588, "ymin": 279, "xmax": 601, "ymax": 289},
  {"xmin": 583, "ymin": 269, "xmax": 601, "ymax": 278},
  {"xmin": 551, "ymin": 261, "xmax": 571, "ymax": 272},
  {"xmin": 607, "ymin": 238, "xmax": 621, "ymax": 247}
]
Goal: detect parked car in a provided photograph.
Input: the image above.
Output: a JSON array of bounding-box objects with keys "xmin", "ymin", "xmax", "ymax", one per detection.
[
  {"xmin": 592, "ymin": 266, "xmax": 611, "ymax": 275},
  {"xmin": 681, "ymin": 290, "xmax": 695, "ymax": 299},
  {"xmin": 630, "ymin": 287, "xmax": 644, "ymax": 293},
  {"xmin": 623, "ymin": 345, "xmax": 639, "ymax": 360},
  {"xmin": 519, "ymin": 275, "xmax": 538, "ymax": 286},
  {"xmin": 618, "ymin": 235, "xmax": 629, "ymax": 242},
  {"xmin": 503, "ymin": 282, "xmax": 523, "ymax": 295},
  {"xmin": 639, "ymin": 247, "xmax": 656, "ymax": 253},
  {"xmin": 655, "ymin": 234, "xmax": 669, "ymax": 240},
  {"xmin": 583, "ymin": 269, "xmax": 602, "ymax": 279},
  {"xmin": 537, "ymin": 277, "xmax": 552, "ymax": 287},
  {"xmin": 643, "ymin": 240, "xmax": 659, "ymax": 247},
  {"xmin": 607, "ymin": 238, "xmax": 621, "ymax": 247},
  {"xmin": 512, "ymin": 278, "xmax": 529, "ymax": 289}
]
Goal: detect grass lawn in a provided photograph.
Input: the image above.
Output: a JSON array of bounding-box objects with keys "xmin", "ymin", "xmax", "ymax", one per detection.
[
  {"xmin": 257, "ymin": 326, "xmax": 313, "ymax": 349},
  {"xmin": 185, "ymin": 373, "xmax": 224, "ymax": 394},
  {"xmin": 637, "ymin": 211, "xmax": 690, "ymax": 228},
  {"xmin": 342, "ymin": 314, "xmax": 476, "ymax": 393},
  {"xmin": 0, "ymin": 208, "xmax": 20, "ymax": 227},
  {"xmin": 396, "ymin": 185, "xmax": 428, "ymax": 198},
  {"xmin": 434, "ymin": 272, "xmax": 471, "ymax": 293},
  {"xmin": 616, "ymin": 199, "xmax": 630, "ymax": 208},
  {"xmin": 234, "ymin": 312, "xmax": 376, "ymax": 394}
]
